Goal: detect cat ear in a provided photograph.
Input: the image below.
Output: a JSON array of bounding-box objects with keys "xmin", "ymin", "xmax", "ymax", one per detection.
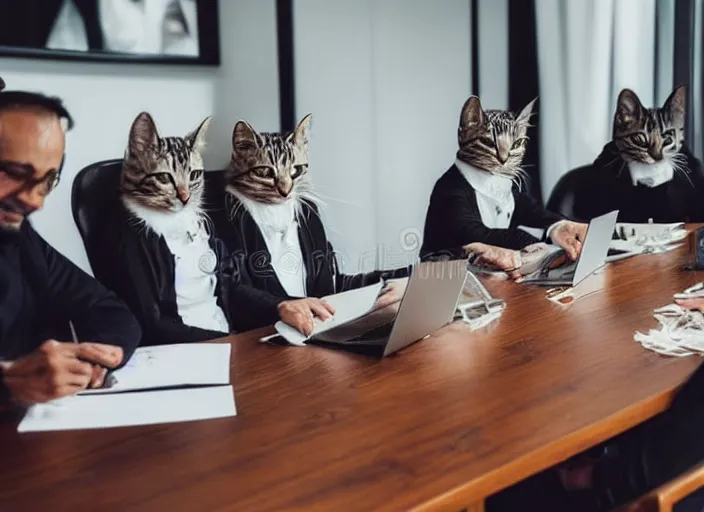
[
  {"xmin": 615, "ymin": 89, "xmax": 645, "ymax": 129},
  {"xmin": 187, "ymin": 116, "xmax": 211, "ymax": 152},
  {"xmin": 459, "ymin": 96, "xmax": 486, "ymax": 129},
  {"xmin": 129, "ymin": 112, "xmax": 160, "ymax": 154},
  {"xmin": 232, "ymin": 120, "xmax": 259, "ymax": 152},
  {"xmin": 516, "ymin": 98, "xmax": 537, "ymax": 126},
  {"xmin": 291, "ymin": 114, "xmax": 313, "ymax": 147},
  {"xmin": 663, "ymin": 85, "xmax": 686, "ymax": 126}
]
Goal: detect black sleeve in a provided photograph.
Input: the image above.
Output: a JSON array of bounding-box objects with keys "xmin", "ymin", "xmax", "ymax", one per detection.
[
  {"xmin": 108, "ymin": 228, "xmax": 227, "ymax": 345},
  {"xmin": 212, "ymin": 237, "xmax": 287, "ymax": 332},
  {"xmin": 331, "ymin": 241, "xmax": 412, "ymax": 293},
  {"xmin": 513, "ymin": 189, "xmax": 564, "ymax": 231},
  {"xmin": 28, "ymin": 227, "xmax": 141, "ymax": 363},
  {"xmin": 439, "ymin": 191, "xmax": 540, "ymax": 251}
]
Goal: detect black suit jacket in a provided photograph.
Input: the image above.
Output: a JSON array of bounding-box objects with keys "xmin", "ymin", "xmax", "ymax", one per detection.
[
  {"xmin": 96, "ymin": 204, "xmax": 285, "ymax": 345},
  {"xmin": 211, "ymin": 195, "xmax": 410, "ymax": 298},
  {"xmin": 421, "ymin": 165, "xmax": 563, "ymax": 259},
  {"xmin": 569, "ymin": 143, "xmax": 704, "ymax": 223}
]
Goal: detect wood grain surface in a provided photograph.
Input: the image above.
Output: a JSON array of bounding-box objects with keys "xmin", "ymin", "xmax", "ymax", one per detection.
[{"xmin": 1, "ymin": 244, "xmax": 701, "ymax": 511}]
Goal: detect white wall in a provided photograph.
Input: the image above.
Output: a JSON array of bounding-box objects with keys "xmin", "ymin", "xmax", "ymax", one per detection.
[
  {"xmin": 0, "ymin": 0, "xmax": 280, "ymax": 273},
  {"xmin": 294, "ymin": 0, "xmax": 471, "ymax": 273}
]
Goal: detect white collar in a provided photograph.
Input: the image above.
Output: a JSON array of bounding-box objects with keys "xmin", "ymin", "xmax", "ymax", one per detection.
[
  {"xmin": 627, "ymin": 160, "xmax": 675, "ymax": 188},
  {"xmin": 122, "ymin": 196, "xmax": 204, "ymax": 240},
  {"xmin": 455, "ymin": 158, "xmax": 514, "ymax": 201}
]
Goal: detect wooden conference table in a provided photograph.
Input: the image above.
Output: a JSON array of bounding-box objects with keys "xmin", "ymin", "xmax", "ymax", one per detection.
[{"xmin": 1, "ymin": 244, "xmax": 703, "ymax": 511}]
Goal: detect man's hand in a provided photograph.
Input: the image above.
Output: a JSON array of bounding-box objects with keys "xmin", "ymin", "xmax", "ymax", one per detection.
[
  {"xmin": 374, "ymin": 278, "xmax": 409, "ymax": 310},
  {"xmin": 549, "ymin": 221, "xmax": 588, "ymax": 260},
  {"xmin": 1, "ymin": 341, "xmax": 125, "ymax": 405},
  {"xmin": 278, "ymin": 298, "xmax": 336, "ymax": 336},
  {"xmin": 676, "ymin": 297, "xmax": 704, "ymax": 312},
  {"xmin": 464, "ymin": 242, "xmax": 522, "ymax": 279}
]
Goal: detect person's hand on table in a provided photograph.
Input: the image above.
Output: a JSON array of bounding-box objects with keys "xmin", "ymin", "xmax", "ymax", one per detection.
[
  {"xmin": 0, "ymin": 340, "xmax": 123, "ymax": 405},
  {"xmin": 464, "ymin": 242, "xmax": 522, "ymax": 280},
  {"xmin": 675, "ymin": 297, "xmax": 704, "ymax": 312},
  {"xmin": 278, "ymin": 298, "xmax": 336, "ymax": 336},
  {"xmin": 374, "ymin": 278, "xmax": 409, "ymax": 310},
  {"xmin": 550, "ymin": 220, "xmax": 588, "ymax": 260}
]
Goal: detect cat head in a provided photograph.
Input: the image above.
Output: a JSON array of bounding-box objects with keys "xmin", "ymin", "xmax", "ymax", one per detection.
[
  {"xmin": 120, "ymin": 112, "xmax": 210, "ymax": 212},
  {"xmin": 226, "ymin": 114, "xmax": 312, "ymax": 204},
  {"xmin": 457, "ymin": 96, "xmax": 536, "ymax": 177},
  {"xmin": 613, "ymin": 86, "xmax": 686, "ymax": 164}
]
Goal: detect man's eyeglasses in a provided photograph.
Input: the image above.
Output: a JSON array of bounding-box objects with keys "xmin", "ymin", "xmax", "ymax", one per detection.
[{"xmin": 0, "ymin": 156, "xmax": 64, "ymax": 197}]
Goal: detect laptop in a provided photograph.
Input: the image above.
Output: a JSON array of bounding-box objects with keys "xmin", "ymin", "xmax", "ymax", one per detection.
[
  {"xmin": 522, "ymin": 210, "xmax": 619, "ymax": 287},
  {"xmin": 277, "ymin": 260, "xmax": 467, "ymax": 357}
]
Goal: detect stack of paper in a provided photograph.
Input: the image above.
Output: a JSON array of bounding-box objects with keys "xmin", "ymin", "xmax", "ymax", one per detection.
[
  {"xmin": 18, "ymin": 344, "xmax": 236, "ymax": 433},
  {"xmin": 610, "ymin": 222, "xmax": 687, "ymax": 261},
  {"xmin": 634, "ymin": 283, "xmax": 704, "ymax": 357}
]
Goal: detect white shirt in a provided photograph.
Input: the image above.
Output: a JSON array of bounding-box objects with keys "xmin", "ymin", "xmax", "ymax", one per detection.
[
  {"xmin": 237, "ymin": 196, "xmax": 308, "ymax": 298},
  {"xmin": 455, "ymin": 159, "xmax": 563, "ymax": 240},
  {"xmin": 124, "ymin": 199, "xmax": 230, "ymax": 333},
  {"xmin": 456, "ymin": 158, "xmax": 515, "ymax": 228},
  {"xmin": 628, "ymin": 160, "xmax": 675, "ymax": 188}
]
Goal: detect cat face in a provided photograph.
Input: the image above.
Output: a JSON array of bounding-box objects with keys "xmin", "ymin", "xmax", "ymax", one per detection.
[
  {"xmin": 457, "ymin": 96, "xmax": 535, "ymax": 176},
  {"xmin": 613, "ymin": 86, "xmax": 686, "ymax": 164},
  {"xmin": 120, "ymin": 112, "xmax": 210, "ymax": 212},
  {"xmin": 226, "ymin": 114, "xmax": 311, "ymax": 204}
]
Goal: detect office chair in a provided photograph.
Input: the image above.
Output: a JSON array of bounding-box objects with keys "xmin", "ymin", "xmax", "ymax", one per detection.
[
  {"xmin": 545, "ymin": 164, "xmax": 593, "ymax": 220},
  {"xmin": 616, "ymin": 463, "xmax": 704, "ymax": 512},
  {"xmin": 72, "ymin": 160, "xmax": 229, "ymax": 280}
]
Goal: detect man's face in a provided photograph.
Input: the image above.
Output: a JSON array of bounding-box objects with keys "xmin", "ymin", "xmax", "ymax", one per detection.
[{"xmin": 0, "ymin": 109, "xmax": 66, "ymax": 231}]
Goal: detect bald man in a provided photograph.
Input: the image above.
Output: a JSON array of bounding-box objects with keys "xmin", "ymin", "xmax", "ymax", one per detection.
[{"xmin": 0, "ymin": 83, "xmax": 140, "ymax": 406}]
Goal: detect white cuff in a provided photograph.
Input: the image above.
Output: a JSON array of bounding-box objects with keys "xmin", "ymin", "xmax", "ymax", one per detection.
[{"xmin": 546, "ymin": 220, "xmax": 567, "ymax": 242}]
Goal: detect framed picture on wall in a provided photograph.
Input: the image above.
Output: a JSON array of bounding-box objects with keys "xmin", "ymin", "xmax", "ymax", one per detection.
[{"xmin": 0, "ymin": 0, "xmax": 220, "ymax": 66}]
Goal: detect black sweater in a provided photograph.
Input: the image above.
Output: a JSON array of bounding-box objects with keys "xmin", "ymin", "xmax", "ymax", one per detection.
[
  {"xmin": 568, "ymin": 143, "xmax": 704, "ymax": 223},
  {"xmin": 210, "ymin": 196, "xmax": 410, "ymax": 298},
  {"xmin": 0, "ymin": 223, "xmax": 141, "ymax": 400},
  {"xmin": 421, "ymin": 165, "xmax": 563, "ymax": 259},
  {"xmin": 96, "ymin": 206, "xmax": 286, "ymax": 346}
]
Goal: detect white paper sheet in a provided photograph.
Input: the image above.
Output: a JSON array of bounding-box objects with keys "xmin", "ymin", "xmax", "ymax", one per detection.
[
  {"xmin": 79, "ymin": 343, "xmax": 231, "ymax": 395},
  {"xmin": 273, "ymin": 281, "xmax": 384, "ymax": 345},
  {"xmin": 18, "ymin": 386, "xmax": 236, "ymax": 433}
]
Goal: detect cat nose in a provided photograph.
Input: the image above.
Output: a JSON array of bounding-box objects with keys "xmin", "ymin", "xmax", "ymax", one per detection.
[
  {"xmin": 649, "ymin": 147, "xmax": 663, "ymax": 161},
  {"xmin": 176, "ymin": 186, "xmax": 190, "ymax": 204},
  {"xmin": 277, "ymin": 182, "xmax": 292, "ymax": 197},
  {"xmin": 497, "ymin": 151, "xmax": 509, "ymax": 164}
]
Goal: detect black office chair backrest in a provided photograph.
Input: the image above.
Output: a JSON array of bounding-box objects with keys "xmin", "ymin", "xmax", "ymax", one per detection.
[
  {"xmin": 545, "ymin": 164, "xmax": 593, "ymax": 220},
  {"xmin": 72, "ymin": 160, "xmax": 229, "ymax": 278}
]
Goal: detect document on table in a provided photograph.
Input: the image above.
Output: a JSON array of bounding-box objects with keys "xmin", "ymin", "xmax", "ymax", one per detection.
[
  {"xmin": 272, "ymin": 281, "xmax": 384, "ymax": 345},
  {"xmin": 18, "ymin": 386, "xmax": 237, "ymax": 433},
  {"xmin": 79, "ymin": 343, "xmax": 231, "ymax": 395}
]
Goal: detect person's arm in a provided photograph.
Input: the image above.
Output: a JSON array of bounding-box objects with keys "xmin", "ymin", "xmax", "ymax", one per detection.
[
  {"xmin": 513, "ymin": 188, "xmax": 564, "ymax": 233},
  {"xmin": 28, "ymin": 226, "xmax": 141, "ymax": 364}
]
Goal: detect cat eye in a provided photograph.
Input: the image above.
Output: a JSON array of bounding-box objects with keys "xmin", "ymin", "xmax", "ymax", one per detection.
[
  {"xmin": 663, "ymin": 130, "xmax": 675, "ymax": 146},
  {"xmin": 152, "ymin": 173, "xmax": 172, "ymax": 185},
  {"xmin": 511, "ymin": 139, "xmax": 527, "ymax": 150},
  {"xmin": 291, "ymin": 164, "xmax": 308, "ymax": 179},
  {"xmin": 630, "ymin": 133, "xmax": 648, "ymax": 147},
  {"xmin": 190, "ymin": 170, "xmax": 203, "ymax": 181},
  {"xmin": 251, "ymin": 166, "xmax": 275, "ymax": 180}
]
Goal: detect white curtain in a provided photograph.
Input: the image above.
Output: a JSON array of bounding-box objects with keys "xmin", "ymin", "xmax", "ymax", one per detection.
[{"xmin": 535, "ymin": 0, "xmax": 659, "ymax": 200}]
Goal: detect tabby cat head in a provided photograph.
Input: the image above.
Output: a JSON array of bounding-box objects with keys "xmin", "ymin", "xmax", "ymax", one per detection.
[
  {"xmin": 613, "ymin": 86, "xmax": 686, "ymax": 164},
  {"xmin": 457, "ymin": 96, "xmax": 536, "ymax": 177},
  {"xmin": 120, "ymin": 112, "xmax": 210, "ymax": 212},
  {"xmin": 226, "ymin": 114, "xmax": 312, "ymax": 204}
]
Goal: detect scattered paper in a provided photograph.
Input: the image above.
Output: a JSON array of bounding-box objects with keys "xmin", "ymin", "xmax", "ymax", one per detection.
[
  {"xmin": 634, "ymin": 284, "xmax": 704, "ymax": 357},
  {"xmin": 79, "ymin": 343, "xmax": 231, "ymax": 395},
  {"xmin": 18, "ymin": 386, "xmax": 237, "ymax": 433},
  {"xmin": 273, "ymin": 281, "xmax": 384, "ymax": 345},
  {"xmin": 611, "ymin": 222, "xmax": 688, "ymax": 259}
]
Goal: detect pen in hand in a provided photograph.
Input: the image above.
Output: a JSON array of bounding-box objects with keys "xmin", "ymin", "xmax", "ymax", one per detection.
[{"xmin": 69, "ymin": 321, "xmax": 118, "ymax": 390}]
